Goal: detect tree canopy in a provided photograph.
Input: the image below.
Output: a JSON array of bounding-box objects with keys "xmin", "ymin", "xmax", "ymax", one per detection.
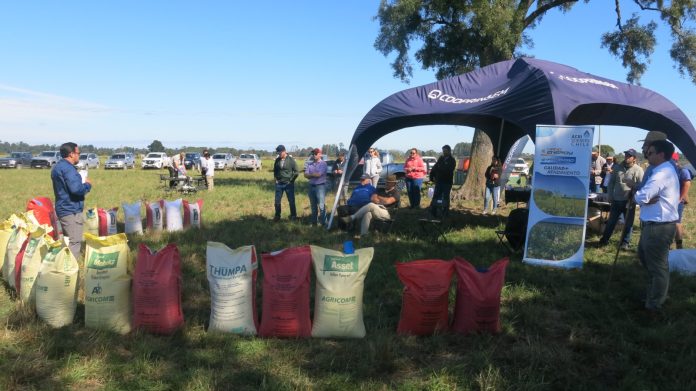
[
  {"xmin": 148, "ymin": 140, "xmax": 166, "ymax": 153},
  {"xmin": 375, "ymin": 0, "xmax": 696, "ymax": 85},
  {"xmin": 374, "ymin": 0, "xmax": 696, "ymax": 199}
]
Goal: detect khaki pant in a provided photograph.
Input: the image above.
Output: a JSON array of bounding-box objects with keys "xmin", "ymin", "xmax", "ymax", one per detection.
[
  {"xmin": 352, "ymin": 203, "xmax": 391, "ymax": 235},
  {"xmin": 206, "ymin": 176, "xmax": 214, "ymax": 190}
]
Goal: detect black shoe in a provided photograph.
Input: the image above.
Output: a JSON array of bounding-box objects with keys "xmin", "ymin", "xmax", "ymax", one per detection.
[
  {"xmin": 597, "ymin": 240, "xmax": 609, "ymax": 247},
  {"xmin": 273, "ymin": 216, "xmax": 280, "ymax": 222}
]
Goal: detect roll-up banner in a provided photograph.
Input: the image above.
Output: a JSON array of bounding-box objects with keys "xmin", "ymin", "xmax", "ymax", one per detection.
[{"xmin": 523, "ymin": 125, "xmax": 594, "ymax": 269}]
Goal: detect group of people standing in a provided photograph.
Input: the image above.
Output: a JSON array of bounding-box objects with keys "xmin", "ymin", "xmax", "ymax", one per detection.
[{"xmin": 594, "ymin": 131, "xmax": 691, "ymax": 314}]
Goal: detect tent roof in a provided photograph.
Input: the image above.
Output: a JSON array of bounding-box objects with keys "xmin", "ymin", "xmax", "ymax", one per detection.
[{"xmin": 350, "ymin": 57, "xmax": 696, "ymax": 162}]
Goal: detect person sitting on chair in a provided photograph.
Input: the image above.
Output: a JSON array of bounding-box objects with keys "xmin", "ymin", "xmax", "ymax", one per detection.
[
  {"xmin": 340, "ymin": 175, "xmax": 400, "ymax": 239},
  {"xmin": 339, "ymin": 174, "xmax": 376, "ymax": 218}
]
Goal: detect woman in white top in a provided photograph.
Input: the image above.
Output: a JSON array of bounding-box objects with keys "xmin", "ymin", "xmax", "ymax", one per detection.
[
  {"xmin": 364, "ymin": 148, "xmax": 382, "ymax": 187},
  {"xmin": 201, "ymin": 151, "xmax": 214, "ymax": 190}
]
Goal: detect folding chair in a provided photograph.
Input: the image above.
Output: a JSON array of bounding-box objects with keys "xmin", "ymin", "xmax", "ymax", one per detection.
[
  {"xmin": 418, "ymin": 199, "xmax": 449, "ymax": 243},
  {"xmin": 495, "ymin": 208, "xmax": 528, "ymax": 253},
  {"xmin": 373, "ymin": 200, "xmax": 400, "ymax": 233}
]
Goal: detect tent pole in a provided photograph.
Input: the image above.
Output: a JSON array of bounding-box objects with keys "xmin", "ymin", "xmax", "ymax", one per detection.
[
  {"xmin": 497, "ymin": 119, "xmax": 505, "ymax": 157},
  {"xmin": 326, "ymin": 144, "xmax": 354, "ymax": 230}
]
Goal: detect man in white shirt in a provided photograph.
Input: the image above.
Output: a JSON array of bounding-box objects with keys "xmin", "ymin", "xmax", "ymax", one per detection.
[
  {"xmin": 201, "ymin": 150, "xmax": 214, "ymax": 190},
  {"xmin": 634, "ymin": 139, "xmax": 680, "ymax": 313}
]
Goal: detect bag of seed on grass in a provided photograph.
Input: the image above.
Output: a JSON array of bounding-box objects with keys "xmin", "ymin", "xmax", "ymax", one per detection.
[
  {"xmin": 451, "ymin": 257, "xmax": 509, "ymax": 335},
  {"xmin": 133, "ymin": 243, "xmax": 183, "ymax": 335},
  {"xmin": 145, "ymin": 200, "xmax": 164, "ymax": 232},
  {"xmin": 310, "ymin": 245, "xmax": 373, "ymax": 338},
  {"xmin": 17, "ymin": 225, "xmax": 53, "ymax": 307},
  {"xmin": 259, "ymin": 246, "xmax": 312, "ymax": 338},
  {"xmin": 26, "ymin": 197, "xmax": 61, "ymax": 240},
  {"xmin": 84, "ymin": 207, "xmax": 99, "ymax": 236},
  {"xmin": 97, "ymin": 207, "xmax": 119, "ymax": 236},
  {"xmin": 0, "ymin": 214, "xmax": 23, "ymax": 274},
  {"xmin": 396, "ymin": 259, "xmax": 454, "ymax": 336},
  {"xmin": 84, "ymin": 233, "xmax": 132, "ymax": 334},
  {"xmin": 122, "ymin": 201, "xmax": 143, "ymax": 234},
  {"xmin": 183, "ymin": 199, "xmax": 203, "ymax": 228},
  {"xmin": 3, "ymin": 218, "xmax": 30, "ymax": 288},
  {"xmin": 165, "ymin": 199, "xmax": 183, "ymax": 232},
  {"xmin": 36, "ymin": 239, "xmax": 79, "ymax": 327},
  {"xmin": 206, "ymin": 242, "xmax": 258, "ymax": 335}
]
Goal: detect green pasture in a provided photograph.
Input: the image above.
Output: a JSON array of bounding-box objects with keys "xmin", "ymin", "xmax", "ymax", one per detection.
[{"xmin": 1, "ymin": 163, "xmax": 695, "ymax": 390}]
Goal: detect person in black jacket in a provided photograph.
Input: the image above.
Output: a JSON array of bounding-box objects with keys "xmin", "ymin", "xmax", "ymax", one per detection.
[
  {"xmin": 273, "ymin": 145, "xmax": 299, "ymax": 221},
  {"xmin": 429, "ymin": 145, "xmax": 456, "ymax": 217}
]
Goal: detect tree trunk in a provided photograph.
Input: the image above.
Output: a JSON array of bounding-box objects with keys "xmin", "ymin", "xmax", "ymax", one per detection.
[{"xmin": 455, "ymin": 128, "xmax": 494, "ymax": 200}]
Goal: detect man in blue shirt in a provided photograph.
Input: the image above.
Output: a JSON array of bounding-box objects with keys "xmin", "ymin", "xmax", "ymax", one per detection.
[
  {"xmin": 634, "ymin": 139, "xmax": 679, "ymax": 313},
  {"xmin": 347, "ymin": 174, "xmax": 377, "ymax": 210},
  {"xmin": 51, "ymin": 142, "xmax": 93, "ymax": 259}
]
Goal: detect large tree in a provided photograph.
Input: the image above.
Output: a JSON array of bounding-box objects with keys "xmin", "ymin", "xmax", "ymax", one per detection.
[{"xmin": 375, "ymin": 0, "xmax": 696, "ymax": 200}]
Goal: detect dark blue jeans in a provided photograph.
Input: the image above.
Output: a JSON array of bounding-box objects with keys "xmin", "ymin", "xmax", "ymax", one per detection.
[
  {"xmin": 274, "ymin": 182, "xmax": 296, "ymax": 218},
  {"xmin": 308, "ymin": 183, "xmax": 327, "ymax": 224},
  {"xmin": 430, "ymin": 182, "xmax": 452, "ymax": 215},
  {"xmin": 600, "ymin": 200, "xmax": 634, "ymax": 245},
  {"xmin": 406, "ymin": 178, "xmax": 423, "ymax": 208}
]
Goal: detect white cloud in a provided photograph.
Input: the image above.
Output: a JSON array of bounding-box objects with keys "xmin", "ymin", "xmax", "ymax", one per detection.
[{"xmin": 0, "ymin": 83, "xmax": 111, "ymax": 123}]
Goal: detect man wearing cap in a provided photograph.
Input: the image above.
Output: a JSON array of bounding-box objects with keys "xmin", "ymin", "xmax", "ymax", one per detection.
[
  {"xmin": 598, "ymin": 149, "xmax": 643, "ymax": 249},
  {"xmin": 273, "ymin": 145, "xmax": 299, "ymax": 221},
  {"xmin": 672, "ymin": 152, "xmax": 692, "ymax": 249},
  {"xmin": 346, "ymin": 174, "xmax": 376, "ymax": 211},
  {"xmin": 590, "ymin": 148, "xmax": 606, "ymax": 193},
  {"xmin": 600, "ymin": 155, "xmax": 615, "ymax": 193},
  {"xmin": 634, "ymin": 139, "xmax": 680, "ymax": 313},
  {"xmin": 428, "ymin": 144, "xmax": 456, "ymax": 217},
  {"xmin": 340, "ymin": 175, "xmax": 400, "ymax": 239},
  {"xmin": 304, "ymin": 148, "xmax": 328, "ymax": 226}
]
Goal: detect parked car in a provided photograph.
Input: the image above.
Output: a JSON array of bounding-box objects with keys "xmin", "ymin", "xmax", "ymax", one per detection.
[
  {"xmin": 422, "ymin": 156, "xmax": 437, "ymax": 174},
  {"xmin": 509, "ymin": 158, "xmax": 530, "ymax": 176},
  {"xmin": 0, "ymin": 152, "xmax": 32, "ymax": 169},
  {"xmin": 31, "ymin": 151, "xmax": 61, "ymax": 169},
  {"xmin": 104, "ymin": 152, "xmax": 135, "ymax": 169},
  {"xmin": 76, "ymin": 153, "xmax": 100, "ymax": 169},
  {"xmin": 184, "ymin": 152, "xmax": 202, "ymax": 171},
  {"xmin": 141, "ymin": 152, "xmax": 168, "ymax": 169},
  {"xmin": 212, "ymin": 153, "xmax": 236, "ymax": 170},
  {"xmin": 236, "ymin": 153, "xmax": 262, "ymax": 171}
]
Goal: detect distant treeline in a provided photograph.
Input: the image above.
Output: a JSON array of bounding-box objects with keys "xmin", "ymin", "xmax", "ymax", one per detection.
[{"xmin": 0, "ymin": 140, "xmax": 475, "ymax": 159}]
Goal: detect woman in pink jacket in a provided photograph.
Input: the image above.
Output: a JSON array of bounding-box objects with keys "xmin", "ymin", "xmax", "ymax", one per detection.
[{"xmin": 404, "ymin": 148, "xmax": 427, "ymax": 208}]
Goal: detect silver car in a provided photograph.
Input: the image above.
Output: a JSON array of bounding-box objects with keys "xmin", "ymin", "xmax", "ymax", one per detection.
[
  {"xmin": 104, "ymin": 153, "xmax": 135, "ymax": 169},
  {"xmin": 76, "ymin": 153, "xmax": 100, "ymax": 169},
  {"xmin": 212, "ymin": 153, "xmax": 235, "ymax": 170},
  {"xmin": 236, "ymin": 153, "xmax": 262, "ymax": 171}
]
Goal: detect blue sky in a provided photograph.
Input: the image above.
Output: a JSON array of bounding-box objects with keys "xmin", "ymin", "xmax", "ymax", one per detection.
[{"xmin": 0, "ymin": 1, "xmax": 693, "ymax": 155}]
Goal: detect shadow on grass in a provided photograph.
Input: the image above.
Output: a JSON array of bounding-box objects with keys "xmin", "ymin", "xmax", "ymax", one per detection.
[{"xmin": 2, "ymin": 207, "xmax": 696, "ymax": 389}]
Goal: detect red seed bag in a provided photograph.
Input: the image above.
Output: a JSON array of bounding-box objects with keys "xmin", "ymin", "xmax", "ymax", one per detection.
[
  {"xmin": 183, "ymin": 199, "xmax": 203, "ymax": 228},
  {"xmin": 396, "ymin": 259, "xmax": 454, "ymax": 335},
  {"xmin": 26, "ymin": 197, "xmax": 60, "ymax": 239},
  {"xmin": 451, "ymin": 257, "xmax": 509, "ymax": 335},
  {"xmin": 132, "ymin": 243, "xmax": 184, "ymax": 335},
  {"xmin": 259, "ymin": 246, "xmax": 312, "ymax": 338},
  {"xmin": 97, "ymin": 207, "xmax": 118, "ymax": 236}
]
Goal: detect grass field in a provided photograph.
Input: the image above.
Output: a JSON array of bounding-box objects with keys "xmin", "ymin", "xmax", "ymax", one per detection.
[{"xmin": 1, "ymin": 162, "xmax": 696, "ymax": 390}]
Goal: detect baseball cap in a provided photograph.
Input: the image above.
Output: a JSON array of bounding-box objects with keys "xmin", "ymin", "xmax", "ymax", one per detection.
[
  {"xmin": 623, "ymin": 148, "xmax": 638, "ymax": 157},
  {"xmin": 360, "ymin": 173, "xmax": 371, "ymax": 180},
  {"xmin": 386, "ymin": 175, "xmax": 398, "ymax": 183},
  {"xmin": 638, "ymin": 131, "xmax": 667, "ymax": 143},
  {"xmin": 276, "ymin": 145, "xmax": 286, "ymax": 153},
  {"xmin": 312, "ymin": 148, "xmax": 322, "ymax": 155},
  {"xmin": 606, "ymin": 156, "xmax": 614, "ymax": 160}
]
